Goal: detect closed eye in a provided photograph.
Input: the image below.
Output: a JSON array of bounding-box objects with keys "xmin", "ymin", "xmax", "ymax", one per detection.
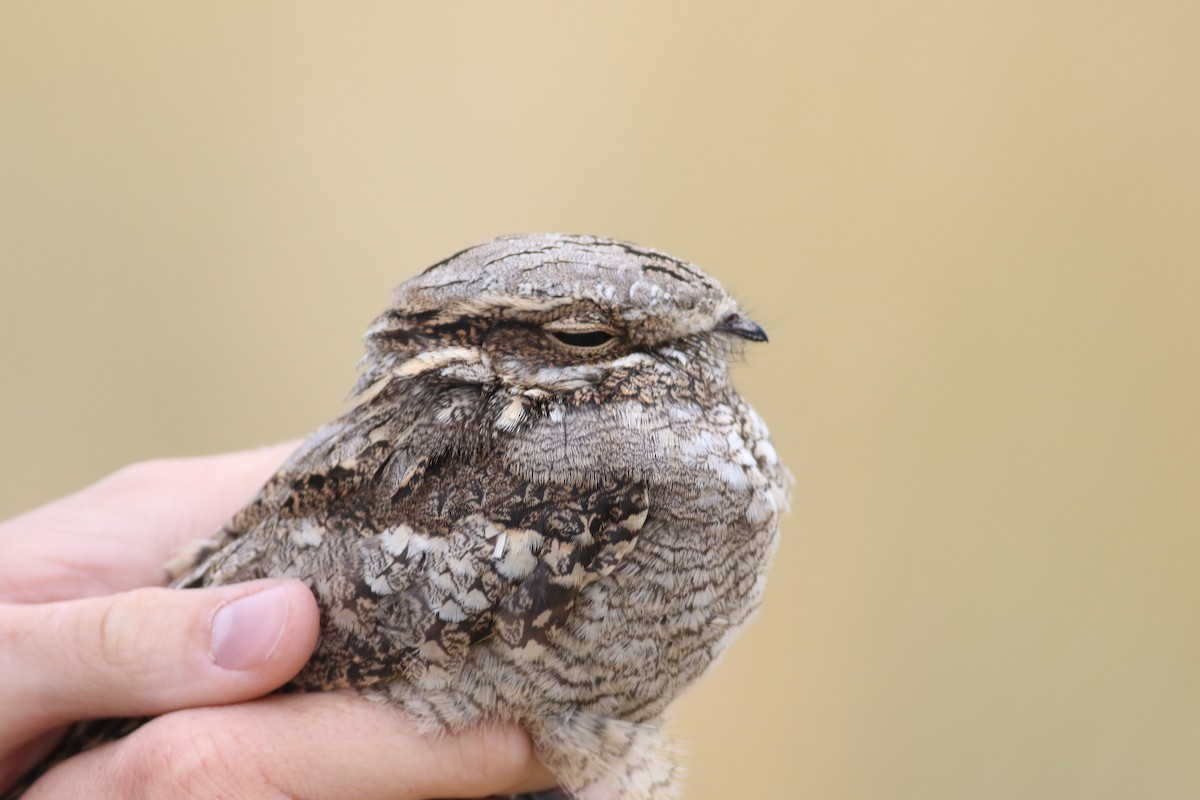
[{"xmin": 548, "ymin": 330, "xmax": 616, "ymax": 348}]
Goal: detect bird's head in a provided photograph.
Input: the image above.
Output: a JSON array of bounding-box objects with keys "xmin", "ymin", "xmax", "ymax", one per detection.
[{"xmin": 355, "ymin": 234, "xmax": 767, "ymax": 411}]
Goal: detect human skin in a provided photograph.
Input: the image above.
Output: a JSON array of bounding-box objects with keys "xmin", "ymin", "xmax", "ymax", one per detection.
[{"xmin": 0, "ymin": 445, "xmax": 555, "ymax": 799}]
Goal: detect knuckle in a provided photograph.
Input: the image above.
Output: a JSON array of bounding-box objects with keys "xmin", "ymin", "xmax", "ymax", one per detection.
[
  {"xmin": 88, "ymin": 457, "xmax": 202, "ymax": 545},
  {"xmin": 115, "ymin": 714, "xmax": 270, "ymax": 800},
  {"xmin": 99, "ymin": 459, "xmax": 175, "ymax": 493},
  {"xmin": 93, "ymin": 590, "xmax": 158, "ymax": 671}
]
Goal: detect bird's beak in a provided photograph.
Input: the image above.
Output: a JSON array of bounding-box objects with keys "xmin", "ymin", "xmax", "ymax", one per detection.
[{"xmin": 716, "ymin": 312, "xmax": 769, "ymax": 343}]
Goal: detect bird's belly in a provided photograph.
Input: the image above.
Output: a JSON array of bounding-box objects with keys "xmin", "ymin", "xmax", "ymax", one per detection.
[{"xmin": 381, "ymin": 514, "xmax": 772, "ymax": 730}]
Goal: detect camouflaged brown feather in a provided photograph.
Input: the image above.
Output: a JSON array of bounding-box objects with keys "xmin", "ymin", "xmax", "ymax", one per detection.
[{"xmin": 12, "ymin": 234, "xmax": 787, "ymax": 800}]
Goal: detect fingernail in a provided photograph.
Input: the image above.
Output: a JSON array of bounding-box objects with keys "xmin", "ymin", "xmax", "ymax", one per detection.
[{"xmin": 210, "ymin": 584, "xmax": 291, "ymax": 671}]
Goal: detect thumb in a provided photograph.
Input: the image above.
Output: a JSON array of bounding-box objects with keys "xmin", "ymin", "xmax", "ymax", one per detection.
[{"xmin": 0, "ymin": 579, "xmax": 319, "ymax": 738}]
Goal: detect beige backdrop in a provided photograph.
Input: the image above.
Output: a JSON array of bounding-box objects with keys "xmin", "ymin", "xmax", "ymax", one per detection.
[{"xmin": 2, "ymin": 3, "xmax": 1198, "ymax": 798}]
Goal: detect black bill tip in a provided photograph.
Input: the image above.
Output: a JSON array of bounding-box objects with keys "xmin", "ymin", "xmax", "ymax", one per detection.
[{"xmin": 716, "ymin": 312, "xmax": 769, "ymax": 342}]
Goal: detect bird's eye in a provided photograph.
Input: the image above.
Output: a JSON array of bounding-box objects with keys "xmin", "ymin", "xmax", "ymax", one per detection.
[{"xmin": 548, "ymin": 329, "xmax": 616, "ymax": 348}]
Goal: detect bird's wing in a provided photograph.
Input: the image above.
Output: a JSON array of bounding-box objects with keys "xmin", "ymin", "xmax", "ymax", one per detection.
[
  {"xmin": 173, "ymin": 381, "xmax": 471, "ymax": 589},
  {"xmin": 173, "ymin": 380, "xmax": 650, "ymax": 692},
  {"xmin": 290, "ymin": 461, "xmax": 650, "ymax": 689}
]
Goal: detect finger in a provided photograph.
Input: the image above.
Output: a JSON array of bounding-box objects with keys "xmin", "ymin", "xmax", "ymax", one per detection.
[
  {"xmin": 0, "ymin": 579, "xmax": 319, "ymax": 741},
  {"xmin": 0, "ymin": 444, "xmax": 296, "ymax": 602},
  {"xmin": 32, "ymin": 693, "xmax": 557, "ymax": 800},
  {"xmin": 0, "ymin": 729, "xmax": 64, "ymax": 795}
]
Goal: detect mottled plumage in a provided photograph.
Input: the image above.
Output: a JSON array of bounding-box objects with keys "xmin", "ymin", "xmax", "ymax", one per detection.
[{"xmin": 16, "ymin": 234, "xmax": 787, "ymax": 799}]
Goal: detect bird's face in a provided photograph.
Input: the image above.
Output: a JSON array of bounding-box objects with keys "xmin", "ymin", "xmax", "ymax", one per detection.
[{"xmin": 358, "ymin": 234, "xmax": 766, "ymax": 408}]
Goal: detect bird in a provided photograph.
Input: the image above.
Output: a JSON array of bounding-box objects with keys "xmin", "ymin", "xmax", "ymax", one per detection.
[{"xmin": 13, "ymin": 234, "xmax": 787, "ymax": 799}]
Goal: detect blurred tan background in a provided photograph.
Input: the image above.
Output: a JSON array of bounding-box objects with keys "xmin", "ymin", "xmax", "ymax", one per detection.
[{"xmin": 3, "ymin": 2, "xmax": 1199, "ymax": 798}]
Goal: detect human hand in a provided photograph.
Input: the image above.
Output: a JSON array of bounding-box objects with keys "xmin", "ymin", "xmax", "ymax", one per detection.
[{"xmin": 0, "ymin": 446, "xmax": 555, "ymax": 798}]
